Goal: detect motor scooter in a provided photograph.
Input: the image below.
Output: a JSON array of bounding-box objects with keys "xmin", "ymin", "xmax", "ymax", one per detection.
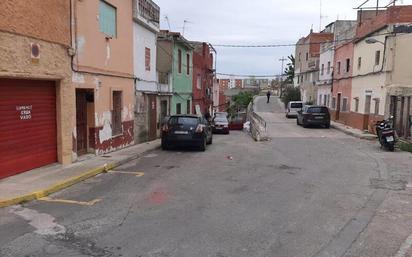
[{"xmin": 375, "ymin": 117, "xmax": 396, "ymax": 152}]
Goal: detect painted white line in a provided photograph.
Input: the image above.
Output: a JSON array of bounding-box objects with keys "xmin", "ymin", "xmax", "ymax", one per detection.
[{"xmin": 394, "ymin": 233, "xmax": 412, "ymax": 257}]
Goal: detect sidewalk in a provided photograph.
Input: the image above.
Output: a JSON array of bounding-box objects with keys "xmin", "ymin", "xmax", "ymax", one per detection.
[
  {"xmin": 331, "ymin": 121, "xmax": 378, "ymax": 140},
  {"xmin": 0, "ymin": 139, "xmax": 160, "ymax": 208}
]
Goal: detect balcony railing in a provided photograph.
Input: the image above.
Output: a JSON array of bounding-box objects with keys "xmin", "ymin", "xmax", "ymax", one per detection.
[{"xmin": 133, "ymin": 0, "xmax": 160, "ymax": 28}]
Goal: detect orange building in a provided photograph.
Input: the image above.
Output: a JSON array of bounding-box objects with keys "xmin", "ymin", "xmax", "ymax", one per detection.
[{"xmin": 71, "ymin": 0, "xmax": 135, "ymax": 157}]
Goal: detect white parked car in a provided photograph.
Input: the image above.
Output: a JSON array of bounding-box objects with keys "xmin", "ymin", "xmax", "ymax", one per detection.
[{"xmin": 286, "ymin": 101, "xmax": 303, "ymax": 118}]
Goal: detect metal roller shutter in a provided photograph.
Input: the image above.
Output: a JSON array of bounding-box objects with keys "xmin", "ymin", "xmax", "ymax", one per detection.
[{"xmin": 0, "ymin": 79, "xmax": 57, "ymax": 179}]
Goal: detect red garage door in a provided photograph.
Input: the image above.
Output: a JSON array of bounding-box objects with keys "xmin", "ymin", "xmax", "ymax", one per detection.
[{"xmin": 0, "ymin": 79, "xmax": 57, "ymax": 179}]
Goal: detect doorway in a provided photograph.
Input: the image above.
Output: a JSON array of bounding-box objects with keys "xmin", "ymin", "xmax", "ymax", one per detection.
[
  {"xmin": 148, "ymin": 95, "xmax": 157, "ymax": 141},
  {"xmin": 336, "ymin": 93, "xmax": 341, "ymax": 120},
  {"xmin": 76, "ymin": 89, "xmax": 94, "ymax": 156}
]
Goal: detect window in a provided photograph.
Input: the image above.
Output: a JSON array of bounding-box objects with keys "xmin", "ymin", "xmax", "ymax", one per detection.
[
  {"xmin": 374, "ymin": 98, "xmax": 380, "ymax": 115},
  {"xmin": 342, "ymin": 98, "xmax": 348, "ymax": 112},
  {"xmin": 178, "ymin": 49, "xmax": 182, "ymax": 73},
  {"xmin": 375, "ymin": 51, "xmax": 381, "ymax": 66},
  {"xmin": 358, "ymin": 57, "xmax": 362, "ymax": 70},
  {"xmin": 345, "ymin": 58, "xmax": 350, "ymax": 73},
  {"xmin": 337, "ymin": 62, "xmax": 341, "ymax": 74},
  {"xmin": 297, "ymin": 76, "xmax": 300, "ymax": 84},
  {"xmin": 321, "ymin": 64, "xmax": 324, "ymax": 75},
  {"xmin": 112, "ymin": 91, "xmax": 122, "ymax": 136},
  {"xmin": 332, "ymin": 97, "xmax": 336, "ymax": 109},
  {"xmin": 196, "ymin": 74, "xmax": 201, "ymax": 90},
  {"xmin": 327, "ymin": 61, "xmax": 331, "ymax": 74},
  {"xmin": 354, "ymin": 98, "xmax": 359, "ymax": 112},
  {"xmin": 176, "ymin": 103, "xmax": 181, "ymax": 114},
  {"xmin": 186, "ymin": 54, "xmax": 190, "ymax": 75},
  {"xmin": 323, "ymin": 95, "xmax": 327, "ymax": 106},
  {"xmin": 306, "ymin": 52, "xmax": 309, "ymax": 61},
  {"xmin": 365, "ymin": 95, "xmax": 371, "ymax": 114},
  {"xmin": 99, "ymin": 1, "xmax": 117, "ymax": 38},
  {"xmin": 145, "ymin": 47, "xmax": 151, "ymax": 71},
  {"xmin": 318, "ymin": 95, "xmax": 322, "ymax": 105},
  {"xmin": 186, "ymin": 100, "xmax": 191, "ymax": 114}
]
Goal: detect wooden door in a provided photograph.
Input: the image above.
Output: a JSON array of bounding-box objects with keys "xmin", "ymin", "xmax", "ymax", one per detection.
[
  {"xmin": 148, "ymin": 95, "xmax": 157, "ymax": 141},
  {"xmin": 76, "ymin": 90, "xmax": 88, "ymax": 155}
]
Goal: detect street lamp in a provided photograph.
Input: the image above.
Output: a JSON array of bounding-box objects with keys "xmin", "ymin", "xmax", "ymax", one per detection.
[{"xmin": 365, "ymin": 38, "xmax": 385, "ymax": 45}]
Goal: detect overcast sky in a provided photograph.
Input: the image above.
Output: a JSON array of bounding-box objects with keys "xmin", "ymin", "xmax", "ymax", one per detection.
[{"xmin": 155, "ymin": 0, "xmax": 412, "ymax": 78}]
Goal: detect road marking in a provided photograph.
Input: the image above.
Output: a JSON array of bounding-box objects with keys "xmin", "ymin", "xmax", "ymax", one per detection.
[
  {"xmin": 393, "ymin": 233, "xmax": 412, "ymax": 257},
  {"xmin": 108, "ymin": 170, "xmax": 145, "ymax": 177},
  {"xmin": 39, "ymin": 197, "xmax": 102, "ymax": 206}
]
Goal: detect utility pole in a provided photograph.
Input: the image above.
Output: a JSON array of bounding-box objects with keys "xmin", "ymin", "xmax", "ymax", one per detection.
[{"xmin": 279, "ymin": 57, "xmax": 287, "ymax": 97}]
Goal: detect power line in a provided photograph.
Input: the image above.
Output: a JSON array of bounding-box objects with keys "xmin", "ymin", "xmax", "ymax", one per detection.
[
  {"xmin": 216, "ymin": 72, "xmax": 283, "ymax": 78},
  {"xmin": 213, "ymin": 31, "xmax": 395, "ymax": 48}
]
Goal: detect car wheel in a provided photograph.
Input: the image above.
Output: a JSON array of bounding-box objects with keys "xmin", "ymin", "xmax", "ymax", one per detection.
[
  {"xmin": 207, "ymin": 135, "xmax": 213, "ymax": 145},
  {"xmin": 161, "ymin": 141, "xmax": 169, "ymax": 151},
  {"xmin": 199, "ymin": 138, "xmax": 206, "ymax": 151},
  {"xmin": 302, "ymin": 121, "xmax": 308, "ymax": 128}
]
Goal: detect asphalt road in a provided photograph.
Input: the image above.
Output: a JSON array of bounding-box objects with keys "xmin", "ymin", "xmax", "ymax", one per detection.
[{"xmin": 0, "ymin": 96, "xmax": 411, "ymax": 257}]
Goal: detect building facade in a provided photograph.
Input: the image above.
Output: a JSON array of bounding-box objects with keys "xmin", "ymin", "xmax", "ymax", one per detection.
[
  {"xmin": 157, "ymin": 31, "xmax": 193, "ymax": 115},
  {"xmin": 331, "ymin": 41, "xmax": 355, "ymax": 124},
  {"xmin": 350, "ymin": 6, "xmax": 412, "ymax": 138},
  {"xmin": 191, "ymin": 42, "xmax": 215, "ymax": 115},
  {"xmin": 218, "ymin": 79, "xmax": 230, "ymax": 111},
  {"xmin": 0, "ymin": 0, "xmax": 73, "ymax": 179},
  {"xmin": 72, "ymin": 0, "xmax": 135, "ymax": 157},
  {"xmin": 133, "ymin": 0, "xmax": 165, "ymax": 142},
  {"xmin": 295, "ymin": 31, "xmax": 334, "ymax": 104},
  {"xmin": 317, "ymin": 21, "xmax": 357, "ymax": 108}
]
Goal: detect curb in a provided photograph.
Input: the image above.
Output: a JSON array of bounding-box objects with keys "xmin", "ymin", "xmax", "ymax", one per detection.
[
  {"xmin": 331, "ymin": 124, "xmax": 377, "ymax": 141},
  {"xmin": 0, "ymin": 143, "xmax": 160, "ymax": 208}
]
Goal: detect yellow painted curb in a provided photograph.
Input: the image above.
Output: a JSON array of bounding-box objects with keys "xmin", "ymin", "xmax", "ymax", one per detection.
[{"xmin": 0, "ymin": 163, "xmax": 116, "ymax": 208}]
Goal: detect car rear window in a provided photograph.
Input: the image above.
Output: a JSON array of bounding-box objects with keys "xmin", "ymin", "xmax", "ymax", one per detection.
[
  {"xmin": 290, "ymin": 103, "xmax": 303, "ymax": 108},
  {"xmin": 307, "ymin": 107, "xmax": 328, "ymax": 113},
  {"xmin": 169, "ymin": 117, "xmax": 199, "ymax": 126}
]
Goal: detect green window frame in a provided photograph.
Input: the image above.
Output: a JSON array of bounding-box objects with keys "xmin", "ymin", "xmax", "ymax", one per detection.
[{"xmin": 99, "ymin": 0, "xmax": 117, "ymax": 38}]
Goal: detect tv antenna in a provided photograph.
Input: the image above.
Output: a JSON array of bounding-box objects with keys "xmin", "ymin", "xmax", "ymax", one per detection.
[
  {"xmin": 319, "ymin": 0, "xmax": 329, "ymax": 31},
  {"xmin": 164, "ymin": 15, "xmax": 171, "ymax": 30},
  {"xmin": 182, "ymin": 19, "xmax": 193, "ymax": 36}
]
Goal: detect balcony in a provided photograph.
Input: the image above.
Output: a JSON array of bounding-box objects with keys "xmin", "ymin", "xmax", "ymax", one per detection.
[
  {"xmin": 158, "ymin": 72, "xmax": 172, "ymax": 94},
  {"xmin": 133, "ymin": 0, "xmax": 160, "ymax": 32}
]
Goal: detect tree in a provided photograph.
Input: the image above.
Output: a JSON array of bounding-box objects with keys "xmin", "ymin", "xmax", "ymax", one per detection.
[
  {"xmin": 281, "ymin": 86, "xmax": 301, "ymax": 107},
  {"xmin": 284, "ymin": 55, "xmax": 295, "ymax": 84},
  {"xmin": 227, "ymin": 91, "xmax": 256, "ymax": 117}
]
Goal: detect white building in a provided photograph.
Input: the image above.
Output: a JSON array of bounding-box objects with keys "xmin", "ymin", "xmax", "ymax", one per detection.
[{"xmin": 133, "ymin": 0, "xmax": 170, "ymax": 143}]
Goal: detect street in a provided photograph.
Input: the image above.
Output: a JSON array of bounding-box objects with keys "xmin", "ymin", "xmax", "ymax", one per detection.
[{"xmin": 1, "ymin": 96, "xmax": 412, "ymax": 257}]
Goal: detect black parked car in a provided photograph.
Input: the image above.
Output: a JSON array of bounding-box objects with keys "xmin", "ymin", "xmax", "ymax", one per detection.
[
  {"xmin": 161, "ymin": 115, "xmax": 213, "ymax": 151},
  {"xmin": 296, "ymin": 105, "xmax": 331, "ymax": 128}
]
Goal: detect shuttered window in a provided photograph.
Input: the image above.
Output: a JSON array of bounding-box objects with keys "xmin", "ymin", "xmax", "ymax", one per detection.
[
  {"xmin": 145, "ymin": 47, "xmax": 151, "ymax": 71},
  {"xmin": 99, "ymin": 1, "xmax": 117, "ymax": 38}
]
